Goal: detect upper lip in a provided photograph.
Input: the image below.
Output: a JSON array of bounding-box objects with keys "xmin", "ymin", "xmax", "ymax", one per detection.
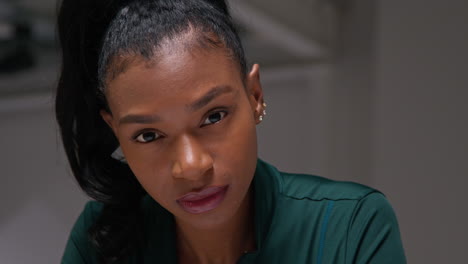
[{"xmin": 177, "ymin": 185, "xmax": 228, "ymax": 202}]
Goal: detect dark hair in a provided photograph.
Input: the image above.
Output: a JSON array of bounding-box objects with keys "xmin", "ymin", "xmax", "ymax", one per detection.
[{"xmin": 55, "ymin": 0, "xmax": 246, "ymax": 263}]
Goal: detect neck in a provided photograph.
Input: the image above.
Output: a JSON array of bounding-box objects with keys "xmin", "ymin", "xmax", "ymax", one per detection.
[{"xmin": 176, "ymin": 188, "xmax": 256, "ymax": 264}]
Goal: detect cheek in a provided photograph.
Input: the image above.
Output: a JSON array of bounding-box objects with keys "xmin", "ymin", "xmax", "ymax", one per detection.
[
  {"xmin": 133, "ymin": 164, "xmax": 177, "ymax": 209},
  {"xmin": 229, "ymin": 102, "xmax": 257, "ymax": 155},
  {"xmin": 120, "ymin": 146, "xmax": 174, "ymax": 202},
  {"xmin": 216, "ymin": 102, "xmax": 258, "ymax": 178}
]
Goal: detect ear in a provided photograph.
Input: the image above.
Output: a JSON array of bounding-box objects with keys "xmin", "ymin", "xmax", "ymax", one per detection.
[
  {"xmin": 246, "ymin": 64, "xmax": 265, "ymax": 124},
  {"xmin": 100, "ymin": 109, "xmax": 116, "ymax": 133}
]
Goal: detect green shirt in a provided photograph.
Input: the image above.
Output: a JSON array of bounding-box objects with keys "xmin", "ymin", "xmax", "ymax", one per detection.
[{"xmin": 62, "ymin": 159, "xmax": 406, "ymax": 263}]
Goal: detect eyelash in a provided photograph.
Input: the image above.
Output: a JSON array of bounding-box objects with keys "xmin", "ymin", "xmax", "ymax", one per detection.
[
  {"xmin": 201, "ymin": 109, "xmax": 228, "ymax": 127},
  {"xmin": 132, "ymin": 109, "xmax": 229, "ymax": 144},
  {"xmin": 133, "ymin": 129, "xmax": 162, "ymax": 143}
]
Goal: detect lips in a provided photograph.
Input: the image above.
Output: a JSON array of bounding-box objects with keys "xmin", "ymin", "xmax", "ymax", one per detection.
[{"xmin": 177, "ymin": 185, "xmax": 229, "ymax": 214}]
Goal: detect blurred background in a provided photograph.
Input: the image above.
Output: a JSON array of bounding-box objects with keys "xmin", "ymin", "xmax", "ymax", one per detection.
[{"xmin": 0, "ymin": 0, "xmax": 467, "ymax": 263}]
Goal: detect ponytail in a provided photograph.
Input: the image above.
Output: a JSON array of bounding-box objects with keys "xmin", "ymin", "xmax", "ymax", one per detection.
[{"xmin": 56, "ymin": 0, "xmax": 146, "ymax": 262}]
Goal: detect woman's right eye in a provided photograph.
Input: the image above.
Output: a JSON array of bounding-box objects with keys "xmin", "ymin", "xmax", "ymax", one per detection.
[{"xmin": 134, "ymin": 131, "xmax": 160, "ymax": 143}]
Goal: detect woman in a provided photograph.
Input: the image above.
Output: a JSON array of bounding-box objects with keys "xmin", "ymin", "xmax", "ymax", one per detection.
[{"xmin": 57, "ymin": 0, "xmax": 406, "ymax": 263}]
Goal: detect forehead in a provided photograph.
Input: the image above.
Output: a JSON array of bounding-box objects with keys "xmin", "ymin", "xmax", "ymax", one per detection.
[
  {"xmin": 105, "ymin": 40, "xmax": 244, "ymax": 116},
  {"xmin": 104, "ymin": 28, "xmax": 230, "ymax": 84}
]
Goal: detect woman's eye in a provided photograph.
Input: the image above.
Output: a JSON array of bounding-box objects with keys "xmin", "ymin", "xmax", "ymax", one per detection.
[
  {"xmin": 202, "ymin": 111, "xmax": 227, "ymax": 126},
  {"xmin": 135, "ymin": 131, "xmax": 160, "ymax": 143}
]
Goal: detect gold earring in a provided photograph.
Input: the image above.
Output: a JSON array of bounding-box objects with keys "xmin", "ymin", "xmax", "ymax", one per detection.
[{"xmin": 259, "ymin": 102, "xmax": 267, "ymax": 121}]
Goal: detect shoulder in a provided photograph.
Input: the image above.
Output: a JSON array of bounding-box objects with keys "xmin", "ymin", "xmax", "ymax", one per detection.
[
  {"xmin": 255, "ymin": 159, "xmax": 384, "ymax": 212},
  {"xmin": 275, "ymin": 169, "xmax": 397, "ymax": 227},
  {"xmin": 68, "ymin": 201, "xmax": 103, "ymax": 239},
  {"xmin": 65, "ymin": 197, "xmax": 163, "ymax": 243},
  {"xmin": 274, "ymin": 168, "xmax": 396, "ymax": 229},
  {"xmin": 278, "ymin": 170, "xmax": 379, "ymax": 202},
  {"xmin": 75, "ymin": 201, "xmax": 104, "ymax": 230},
  {"xmin": 62, "ymin": 198, "xmax": 171, "ymax": 263},
  {"xmin": 257, "ymin": 161, "xmax": 405, "ymax": 263},
  {"xmin": 70, "ymin": 201, "xmax": 104, "ymax": 240},
  {"xmin": 62, "ymin": 201, "xmax": 103, "ymax": 263}
]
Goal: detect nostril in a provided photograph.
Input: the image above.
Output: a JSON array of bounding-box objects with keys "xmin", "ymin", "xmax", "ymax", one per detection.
[
  {"xmin": 172, "ymin": 161, "xmax": 183, "ymax": 178},
  {"xmin": 171, "ymin": 154, "xmax": 214, "ymax": 181},
  {"xmin": 171, "ymin": 135, "xmax": 214, "ymax": 180}
]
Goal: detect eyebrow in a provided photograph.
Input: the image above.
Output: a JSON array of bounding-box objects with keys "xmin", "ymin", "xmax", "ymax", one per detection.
[
  {"xmin": 119, "ymin": 113, "xmax": 162, "ymax": 125},
  {"xmin": 118, "ymin": 85, "xmax": 234, "ymax": 125}
]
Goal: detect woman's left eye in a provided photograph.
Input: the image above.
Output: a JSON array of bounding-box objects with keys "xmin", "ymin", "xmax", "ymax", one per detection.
[{"xmin": 202, "ymin": 111, "xmax": 227, "ymax": 126}]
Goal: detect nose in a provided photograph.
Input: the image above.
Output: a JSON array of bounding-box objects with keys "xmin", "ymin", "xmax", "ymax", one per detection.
[{"xmin": 171, "ymin": 135, "xmax": 213, "ymax": 181}]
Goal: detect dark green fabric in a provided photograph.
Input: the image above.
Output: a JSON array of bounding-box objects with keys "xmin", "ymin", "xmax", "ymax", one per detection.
[{"xmin": 62, "ymin": 159, "xmax": 406, "ymax": 263}]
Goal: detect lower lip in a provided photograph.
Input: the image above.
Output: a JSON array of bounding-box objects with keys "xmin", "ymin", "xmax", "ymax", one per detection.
[{"xmin": 177, "ymin": 186, "xmax": 229, "ymax": 214}]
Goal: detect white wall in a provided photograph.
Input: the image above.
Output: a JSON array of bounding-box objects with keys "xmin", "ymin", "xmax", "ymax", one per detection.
[
  {"xmin": 331, "ymin": 1, "xmax": 468, "ymax": 262},
  {"xmin": 257, "ymin": 65, "xmax": 334, "ymax": 177},
  {"xmin": 372, "ymin": 0, "xmax": 468, "ymax": 263},
  {"xmin": 328, "ymin": 0, "xmax": 376, "ymax": 184},
  {"xmin": 0, "ymin": 96, "xmax": 88, "ymax": 263}
]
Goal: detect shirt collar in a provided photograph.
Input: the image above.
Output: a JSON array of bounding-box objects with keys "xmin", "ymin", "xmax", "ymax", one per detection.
[{"xmin": 251, "ymin": 158, "xmax": 281, "ymax": 253}]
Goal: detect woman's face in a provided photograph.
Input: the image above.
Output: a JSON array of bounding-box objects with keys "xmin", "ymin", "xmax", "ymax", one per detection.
[{"xmin": 102, "ymin": 41, "xmax": 264, "ymax": 229}]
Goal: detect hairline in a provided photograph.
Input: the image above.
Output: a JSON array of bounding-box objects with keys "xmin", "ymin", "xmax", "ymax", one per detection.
[{"xmin": 101, "ymin": 26, "xmax": 246, "ymax": 92}]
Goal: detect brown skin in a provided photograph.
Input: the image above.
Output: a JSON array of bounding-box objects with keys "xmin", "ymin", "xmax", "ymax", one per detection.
[{"xmin": 101, "ymin": 39, "xmax": 264, "ymax": 264}]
